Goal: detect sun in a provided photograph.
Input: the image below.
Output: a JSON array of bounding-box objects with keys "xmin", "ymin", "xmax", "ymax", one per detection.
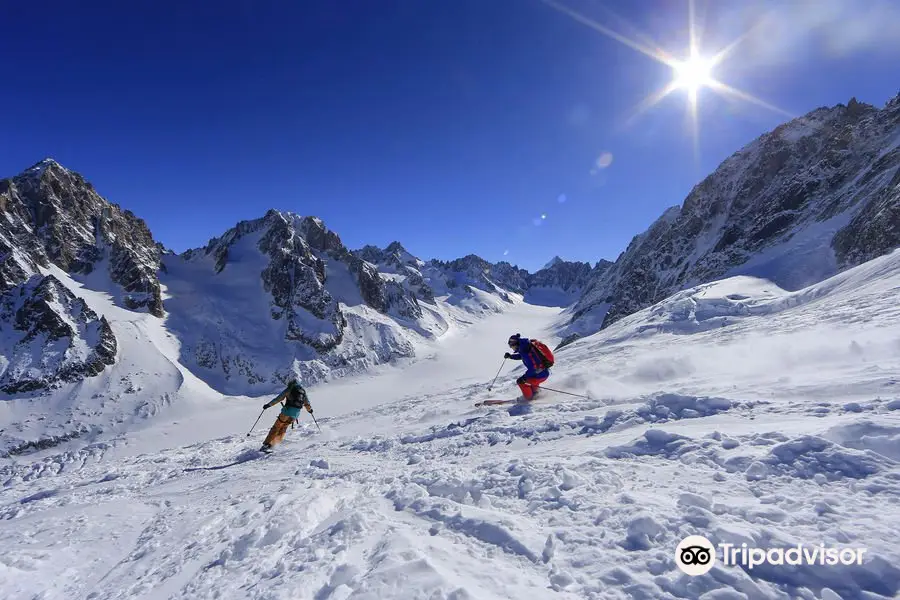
[{"xmin": 672, "ymin": 54, "xmax": 714, "ymax": 98}]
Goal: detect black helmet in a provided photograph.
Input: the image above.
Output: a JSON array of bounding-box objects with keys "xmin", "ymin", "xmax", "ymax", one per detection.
[{"xmin": 508, "ymin": 333, "xmax": 520, "ymax": 348}]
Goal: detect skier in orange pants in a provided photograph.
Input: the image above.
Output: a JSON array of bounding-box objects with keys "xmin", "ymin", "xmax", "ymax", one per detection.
[{"xmin": 260, "ymin": 379, "xmax": 314, "ymax": 452}]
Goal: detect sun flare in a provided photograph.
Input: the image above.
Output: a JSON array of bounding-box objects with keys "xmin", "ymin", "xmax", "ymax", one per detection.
[
  {"xmin": 672, "ymin": 54, "xmax": 714, "ymax": 97},
  {"xmin": 539, "ymin": 0, "xmax": 794, "ymax": 165}
]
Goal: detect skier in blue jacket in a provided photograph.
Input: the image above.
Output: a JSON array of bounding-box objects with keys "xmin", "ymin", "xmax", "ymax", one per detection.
[{"xmin": 504, "ymin": 333, "xmax": 551, "ymax": 400}]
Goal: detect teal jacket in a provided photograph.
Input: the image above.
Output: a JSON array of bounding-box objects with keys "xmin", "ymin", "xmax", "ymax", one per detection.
[
  {"xmin": 264, "ymin": 383, "xmax": 313, "ymax": 419},
  {"xmin": 281, "ymin": 405, "xmax": 302, "ymax": 419}
]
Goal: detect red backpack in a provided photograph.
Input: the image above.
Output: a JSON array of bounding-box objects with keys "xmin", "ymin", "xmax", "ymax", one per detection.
[{"xmin": 530, "ymin": 339, "xmax": 555, "ymax": 369}]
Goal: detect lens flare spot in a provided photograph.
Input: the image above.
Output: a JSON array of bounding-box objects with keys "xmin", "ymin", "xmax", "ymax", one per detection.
[{"xmin": 596, "ymin": 152, "xmax": 614, "ymax": 169}]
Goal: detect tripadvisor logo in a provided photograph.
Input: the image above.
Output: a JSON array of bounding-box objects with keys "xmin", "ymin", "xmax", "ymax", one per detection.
[
  {"xmin": 676, "ymin": 535, "xmax": 716, "ymax": 576},
  {"xmin": 675, "ymin": 535, "xmax": 868, "ymax": 576}
]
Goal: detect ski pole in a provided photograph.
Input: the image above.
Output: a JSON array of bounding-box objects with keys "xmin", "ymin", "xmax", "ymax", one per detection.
[
  {"xmin": 487, "ymin": 358, "xmax": 507, "ymax": 391},
  {"xmin": 246, "ymin": 408, "xmax": 265, "ymax": 437},
  {"xmin": 540, "ymin": 386, "xmax": 592, "ymax": 400},
  {"xmin": 309, "ymin": 411, "xmax": 321, "ymax": 432}
]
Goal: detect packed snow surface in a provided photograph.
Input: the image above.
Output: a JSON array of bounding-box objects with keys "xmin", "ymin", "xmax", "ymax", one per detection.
[{"xmin": 2, "ymin": 251, "xmax": 900, "ymax": 599}]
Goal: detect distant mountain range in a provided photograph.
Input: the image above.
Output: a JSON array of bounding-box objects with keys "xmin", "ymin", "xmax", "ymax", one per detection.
[
  {"xmin": 0, "ymin": 161, "xmax": 598, "ymax": 395},
  {"xmin": 2, "ymin": 93, "xmax": 898, "ymax": 395}
]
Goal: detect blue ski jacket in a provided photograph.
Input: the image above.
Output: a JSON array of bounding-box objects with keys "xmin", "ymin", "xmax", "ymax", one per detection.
[{"xmin": 508, "ymin": 337, "xmax": 549, "ymax": 379}]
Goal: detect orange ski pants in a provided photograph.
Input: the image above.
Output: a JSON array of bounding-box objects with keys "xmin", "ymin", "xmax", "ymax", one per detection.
[{"xmin": 263, "ymin": 414, "xmax": 295, "ymax": 447}]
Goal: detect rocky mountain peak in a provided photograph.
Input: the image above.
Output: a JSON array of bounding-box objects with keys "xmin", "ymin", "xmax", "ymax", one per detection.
[
  {"xmin": 449, "ymin": 254, "xmax": 490, "ymax": 269},
  {"xmin": 843, "ymin": 95, "xmax": 875, "ymax": 114},
  {"xmin": 426, "ymin": 255, "xmax": 529, "ymax": 297},
  {"xmin": 2, "ymin": 159, "xmax": 162, "ymax": 316},
  {"xmin": 20, "ymin": 157, "xmax": 64, "ymax": 178},
  {"xmin": 353, "ymin": 244, "xmax": 387, "ymax": 265},
  {"xmin": 0, "ymin": 158, "xmax": 170, "ymax": 393},
  {"xmin": 543, "ymin": 256, "xmax": 564, "ymax": 269},
  {"xmin": 384, "ymin": 241, "xmax": 406, "ymax": 254}
]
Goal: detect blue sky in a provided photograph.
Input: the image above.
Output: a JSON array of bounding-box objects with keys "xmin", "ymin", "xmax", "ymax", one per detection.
[{"xmin": 2, "ymin": 0, "xmax": 898, "ymax": 271}]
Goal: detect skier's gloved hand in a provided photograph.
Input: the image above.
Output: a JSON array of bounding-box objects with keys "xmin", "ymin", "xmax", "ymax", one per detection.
[
  {"xmin": 504, "ymin": 352, "xmax": 511, "ymax": 359},
  {"xmin": 262, "ymin": 402, "xmax": 269, "ymax": 409}
]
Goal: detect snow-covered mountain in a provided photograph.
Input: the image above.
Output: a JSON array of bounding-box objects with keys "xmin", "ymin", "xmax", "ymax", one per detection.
[
  {"xmin": 162, "ymin": 211, "xmax": 457, "ymax": 395},
  {"xmin": 4, "ymin": 133, "xmax": 900, "ymax": 598},
  {"xmin": 0, "ymin": 159, "xmax": 161, "ymax": 393},
  {"xmin": 564, "ymin": 94, "xmax": 900, "ymax": 343},
  {"xmin": 425, "ymin": 254, "xmax": 530, "ymax": 299}
]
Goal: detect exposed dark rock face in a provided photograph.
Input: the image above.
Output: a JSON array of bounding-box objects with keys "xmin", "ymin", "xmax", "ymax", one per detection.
[
  {"xmin": 528, "ymin": 259, "xmax": 594, "ymax": 292},
  {"xmin": 0, "ymin": 275, "xmax": 116, "ymax": 394},
  {"xmin": 353, "ymin": 242, "xmax": 436, "ymax": 306},
  {"xmin": 0, "ymin": 159, "xmax": 162, "ymax": 316},
  {"xmin": 832, "ymin": 159, "xmax": 900, "ymax": 268}
]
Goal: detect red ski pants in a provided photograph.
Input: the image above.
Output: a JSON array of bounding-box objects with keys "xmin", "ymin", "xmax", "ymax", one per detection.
[{"xmin": 517, "ymin": 374, "xmax": 548, "ymax": 401}]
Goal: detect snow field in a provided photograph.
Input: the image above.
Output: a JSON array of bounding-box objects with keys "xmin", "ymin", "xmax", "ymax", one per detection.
[{"xmin": 1, "ymin": 251, "xmax": 899, "ymax": 599}]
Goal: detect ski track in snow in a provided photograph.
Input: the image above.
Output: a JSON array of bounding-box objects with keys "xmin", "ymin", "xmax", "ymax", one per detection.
[{"xmin": 2, "ymin": 252, "xmax": 900, "ymax": 599}]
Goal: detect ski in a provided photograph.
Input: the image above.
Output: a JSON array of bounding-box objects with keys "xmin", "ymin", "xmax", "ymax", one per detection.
[
  {"xmin": 475, "ymin": 398, "xmax": 526, "ymax": 407},
  {"xmin": 475, "ymin": 395, "xmax": 558, "ymax": 407}
]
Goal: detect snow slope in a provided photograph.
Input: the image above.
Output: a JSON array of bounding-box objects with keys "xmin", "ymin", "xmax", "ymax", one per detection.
[
  {"xmin": 0, "ymin": 263, "xmax": 222, "ymax": 456},
  {"xmin": 2, "ymin": 251, "xmax": 899, "ymax": 599}
]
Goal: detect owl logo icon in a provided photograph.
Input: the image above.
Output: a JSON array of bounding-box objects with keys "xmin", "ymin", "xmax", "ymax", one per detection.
[{"xmin": 676, "ymin": 535, "xmax": 716, "ymax": 576}]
